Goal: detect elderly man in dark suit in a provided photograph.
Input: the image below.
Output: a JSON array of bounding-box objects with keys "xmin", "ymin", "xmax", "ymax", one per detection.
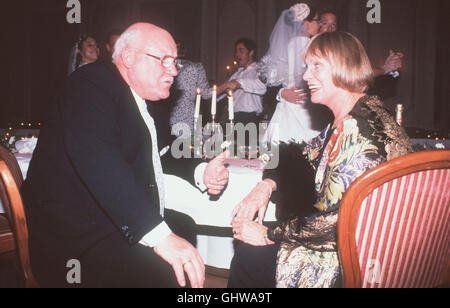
[{"xmin": 21, "ymin": 23, "xmax": 229, "ymax": 288}]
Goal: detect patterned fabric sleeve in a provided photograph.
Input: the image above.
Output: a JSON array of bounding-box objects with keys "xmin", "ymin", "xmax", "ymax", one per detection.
[{"xmin": 195, "ymin": 63, "xmax": 212, "ymax": 99}]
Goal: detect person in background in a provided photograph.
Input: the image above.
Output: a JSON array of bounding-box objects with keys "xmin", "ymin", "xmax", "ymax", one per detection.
[
  {"xmin": 228, "ymin": 31, "xmax": 412, "ymax": 288},
  {"xmin": 261, "ymin": 3, "xmax": 330, "ymax": 145},
  {"xmin": 105, "ymin": 29, "xmax": 122, "ymax": 61},
  {"xmin": 217, "ymin": 38, "xmax": 267, "ymax": 128},
  {"xmin": 168, "ymin": 42, "xmax": 213, "ymax": 136},
  {"xmin": 318, "ymin": 9, "xmax": 403, "ymax": 77},
  {"xmin": 67, "ymin": 35, "xmax": 100, "ymax": 75}
]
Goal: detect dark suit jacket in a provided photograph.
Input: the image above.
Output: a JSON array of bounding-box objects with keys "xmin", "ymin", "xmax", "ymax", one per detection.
[{"xmin": 21, "ymin": 62, "xmax": 199, "ymax": 277}]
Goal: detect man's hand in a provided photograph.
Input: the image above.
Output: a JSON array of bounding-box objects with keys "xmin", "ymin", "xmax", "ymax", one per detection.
[
  {"xmin": 216, "ymin": 80, "xmax": 241, "ymax": 95},
  {"xmin": 154, "ymin": 233, "xmax": 205, "ymax": 288},
  {"xmin": 203, "ymin": 150, "xmax": 230, "ymax": 195},
  {"xmin": 382, "ymin": 49, "xmax": 404, "ymax": 74},
  {"xmin": 227, "ymin": 80, "xmax": 241, "ymax": 91},
  {"xmin": 281, "ymin": 88, "xmax": 307, "ymax": 105}
]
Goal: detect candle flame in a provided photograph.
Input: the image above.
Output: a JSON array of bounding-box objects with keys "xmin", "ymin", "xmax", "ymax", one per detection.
[
  {"xmin": 213, "ymin": 85, "xmax": 217, "ymax": 91},
  {"xmin": 197, "ymin": 88, "xmax": 201, "ymax": 95},
  {"xmin": 228, "ymin": 89, "xmax": 233, "ymax": 96},
  {"xmin": 226, "ymin": 66, "xmax": 230, "ymax": 70}
]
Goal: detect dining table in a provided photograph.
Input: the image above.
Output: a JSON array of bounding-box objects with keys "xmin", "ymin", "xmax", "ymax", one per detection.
[
  {"xmin": 0, "ymin": 146, "xmax": 276, "ymax": 269},
  {"xmin": 164, "ymin": 157, "xmax": 277, "ymax": 269}
]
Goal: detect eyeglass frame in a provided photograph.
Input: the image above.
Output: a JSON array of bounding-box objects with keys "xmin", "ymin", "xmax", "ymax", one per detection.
[{"xmin": 129, "ymin": 48, "xmax": 179, "ymax": 69}]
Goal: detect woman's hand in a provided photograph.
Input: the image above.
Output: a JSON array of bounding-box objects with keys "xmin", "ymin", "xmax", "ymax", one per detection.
[
  {"xmin": 231, "ymin": 180, "xmax": 274, "ymax": 224},
  {"xmin": 281, "ymin": 88, "xmax": 307, "ymax": 105},
  {"xmin": 232, "ymin": 217, "xmax": 274, "ymax": 246}
]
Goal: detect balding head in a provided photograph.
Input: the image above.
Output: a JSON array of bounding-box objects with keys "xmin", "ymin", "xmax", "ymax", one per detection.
[{"xmin": 114, "ymin": 23, "xmax": 178, "ymax": 101}]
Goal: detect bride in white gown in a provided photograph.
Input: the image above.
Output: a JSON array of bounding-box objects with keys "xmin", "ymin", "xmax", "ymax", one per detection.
[{"xmin": 260, "ymin": 3, "xmax": 322, "ymax": 144}]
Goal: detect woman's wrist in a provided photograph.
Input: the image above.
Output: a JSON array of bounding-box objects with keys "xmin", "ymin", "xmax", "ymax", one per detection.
[
  {"xmin": 263, "ymin": 227, "xmax": 274, "ymax": 245},
  {"xmin": 259, "ymin": 180, "xmax": 273, "ymax": 194}
]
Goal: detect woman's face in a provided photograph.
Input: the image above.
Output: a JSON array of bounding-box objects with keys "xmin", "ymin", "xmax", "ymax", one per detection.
[
  {"xmin": 78, "ymin": 37, "xmax": 99, "ymax": 63},
  {"xmin": 303, "ymin": 54, "xmax": 337, "ymax": 106}
]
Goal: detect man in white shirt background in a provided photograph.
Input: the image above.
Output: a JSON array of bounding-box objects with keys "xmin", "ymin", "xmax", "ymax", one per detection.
[{"xmin": 218, "ymin": 38, "xmax": 267, "ymax": 128}]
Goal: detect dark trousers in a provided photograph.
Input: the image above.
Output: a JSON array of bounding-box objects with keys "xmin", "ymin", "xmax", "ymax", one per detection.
[
  {"xmin": 39, "ymin": 209, "xmax": 197, "ymax": 288},
  {"xmin": 234, "ymin": 112, "xmax": 259, "ymax": 127},
  {"xmin": 228, "ymin": 241, "xmax": 280, "ymax": 288},
  {"xmin": 232, "ymin": 112, "xmax": 260, "ymax": 150}
]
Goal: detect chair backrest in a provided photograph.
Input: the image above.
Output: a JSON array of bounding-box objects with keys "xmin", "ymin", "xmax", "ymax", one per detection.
[
  {"xmin": 0, "ymin": 145, "xmax": 21, "ymax": 254},
  {"xmin": 338, "ymin": 150, "xmax": 450, "ymax": 288},
  {"xmin": 0, "ymin": 144, "xmax": 24, "ymax": 188},
  {"xmin": 0, "ymin": 159, "xmax": 37, "ymax": 287}
]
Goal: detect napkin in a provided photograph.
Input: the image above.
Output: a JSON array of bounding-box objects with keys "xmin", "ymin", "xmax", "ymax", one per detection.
[{"xmin": 15, "ymin": 137, "xmax": 38, "ymax": 154}]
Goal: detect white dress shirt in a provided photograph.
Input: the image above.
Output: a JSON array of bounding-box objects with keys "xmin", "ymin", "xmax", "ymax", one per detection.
[
  {"xmin": 229, "ymin": 62, "xmax": 267, "ymax": 115},
  {"xmin": 130, "ymin": 89, "xmax": 171, "ymax": 247},
  {"xmin": 131, "ymin": 89, "xmax": 208, "ymax": 247}
]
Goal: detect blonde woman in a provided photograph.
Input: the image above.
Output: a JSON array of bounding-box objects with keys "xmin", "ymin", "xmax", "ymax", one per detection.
[{"xmin": 229, "ymin": 31, "xmax": 412, "ymax": 288}]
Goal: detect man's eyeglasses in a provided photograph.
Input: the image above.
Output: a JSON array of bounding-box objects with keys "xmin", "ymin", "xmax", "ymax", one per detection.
[{"xmin": 132, "ymin": 49, "xmax": 179, "ymax": 69}]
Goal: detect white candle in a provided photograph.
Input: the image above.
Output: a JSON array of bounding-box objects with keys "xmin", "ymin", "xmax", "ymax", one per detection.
[
  {"xmin": 228, "ymin": 90, "xmax": 234, "ymax": 121},
  {"xmin": 211, "ymin": 85, "xmax": 217, "ymax": 116},
  {"xmin": 194, "ymin": 88, "xmax": 201, "ymax": 119}
]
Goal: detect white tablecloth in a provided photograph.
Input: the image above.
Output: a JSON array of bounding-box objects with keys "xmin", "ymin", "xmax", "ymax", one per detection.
[{"xmin": 164, "ymin": 159, "xmax": 277, "ymax": 269}]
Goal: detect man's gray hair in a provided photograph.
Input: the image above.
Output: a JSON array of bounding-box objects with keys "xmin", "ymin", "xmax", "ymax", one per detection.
[{"xmin": 112, "ymin": 28, "xmax": 141, "ymax": 62}]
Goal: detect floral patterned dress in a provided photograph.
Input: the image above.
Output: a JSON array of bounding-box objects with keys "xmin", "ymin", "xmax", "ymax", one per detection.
[{"xmin": 268, "ymin": 95, "xmax": 412, "ymax": 288}]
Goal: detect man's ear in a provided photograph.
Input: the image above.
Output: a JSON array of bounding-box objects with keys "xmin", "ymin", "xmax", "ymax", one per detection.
[
  {"xmin": 121, "ymin": 48, "xmax": 135, "ymax": 68},
  {"xmin": 249, "ymin": 50, "xmax": 255, "ymax": 61}
]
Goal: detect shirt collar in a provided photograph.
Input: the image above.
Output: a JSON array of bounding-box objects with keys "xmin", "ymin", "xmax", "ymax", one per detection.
[{"xmin": 130, "ymin": 88, "xmax": 146, "ymax": 108}]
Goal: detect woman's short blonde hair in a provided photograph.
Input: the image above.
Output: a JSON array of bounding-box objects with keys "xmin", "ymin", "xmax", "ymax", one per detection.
[{"xmin": 304, "ymin": 31, "xmax": 374, "ymax": 93}]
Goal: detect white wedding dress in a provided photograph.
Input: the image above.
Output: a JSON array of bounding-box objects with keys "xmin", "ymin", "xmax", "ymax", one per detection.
[{"xmin": 262, "ymin": 36, "xmax": 321, "ymax": 144}]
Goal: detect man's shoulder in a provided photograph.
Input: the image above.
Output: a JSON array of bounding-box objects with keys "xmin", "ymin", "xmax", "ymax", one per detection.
[{"xmin": 69, "ymin": 61, "xmax": 124, "ymax": 92}]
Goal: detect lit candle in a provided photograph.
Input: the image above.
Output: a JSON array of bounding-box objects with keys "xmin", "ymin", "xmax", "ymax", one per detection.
[
  {"xmin": 194, "ymin": 88, "xmax": 201, "ymax": 119},
  {"xmin": 228, "ymin": 90, "xmax": 234, "ymax": 121},
  {"xmin": 211, "ymin": 85, "xmax": 217, "ymax": 116}
]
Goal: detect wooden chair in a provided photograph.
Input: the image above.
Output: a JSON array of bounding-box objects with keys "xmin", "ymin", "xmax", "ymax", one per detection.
[
  {"xmin": 0, "ymin": 159, "xmax": 38, "ymax": 287},
  {"xmin": 338, "ymin": 150, "xmax": 450, "ymax": 288},
  {"xmin": 0, "ymin": 145, "xmax": 23, "ymax": 255}
]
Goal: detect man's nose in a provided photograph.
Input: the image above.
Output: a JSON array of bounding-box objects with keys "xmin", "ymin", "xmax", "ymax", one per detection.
[{"xmin": 168, "ymin": 64, "xmax": 178, "ymax": 76}]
